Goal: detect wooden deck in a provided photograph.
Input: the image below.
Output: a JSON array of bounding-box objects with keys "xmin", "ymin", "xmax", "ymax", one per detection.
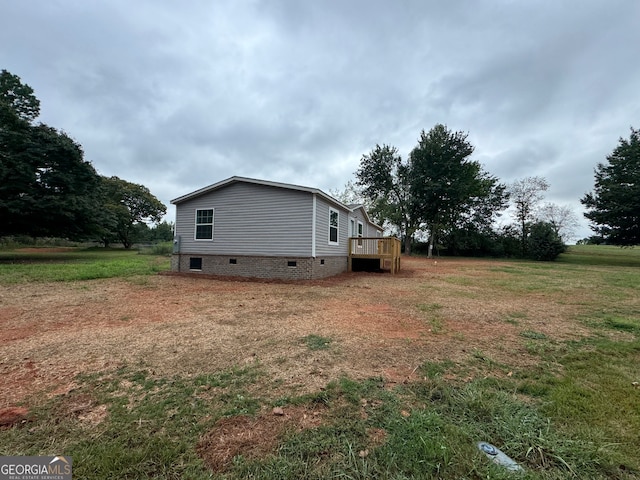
[{"xmin": 347, "ymin": 237, "xmax": 401, "ymax": 274}]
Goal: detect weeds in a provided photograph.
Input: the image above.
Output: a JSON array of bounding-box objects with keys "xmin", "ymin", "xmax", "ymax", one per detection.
[{"xmin": 302, "ymin": 334, "xmax": 333, "ymax": 351}]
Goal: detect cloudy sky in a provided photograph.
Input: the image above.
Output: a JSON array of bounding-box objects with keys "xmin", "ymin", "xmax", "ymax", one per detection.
[{"xmin": 3, "ymin": 1, "xmax": 639, "ymax": 240}]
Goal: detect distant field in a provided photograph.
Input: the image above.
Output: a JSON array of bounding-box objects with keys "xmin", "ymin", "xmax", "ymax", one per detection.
[
  {"xmin": 0, "ymin": 246, "xmax": 638, "ymax": 479},
  {"xmin": 559, "ymin": 244, "xmax": 640, "ymax": 267}
]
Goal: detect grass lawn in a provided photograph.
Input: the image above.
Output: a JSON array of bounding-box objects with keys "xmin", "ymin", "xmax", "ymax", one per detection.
[
  {"xmin": 0, "ymin": 245, "xmax": 638, "ymax": 479},
  {"xmin": 0, "ymin": 246, "xmax": 170, "ymax": 283}
]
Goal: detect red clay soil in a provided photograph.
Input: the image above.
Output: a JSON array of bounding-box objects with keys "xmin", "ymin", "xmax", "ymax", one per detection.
[{"xmin": 0, "ymin": 256, "xmax": 591, "ymax": 411}]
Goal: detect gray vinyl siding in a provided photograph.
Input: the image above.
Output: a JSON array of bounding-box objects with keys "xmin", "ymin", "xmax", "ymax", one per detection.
[
  {"xmin": 350, "ymin": 207, "xmax": 382, "ymax": 237},
  {"xmin": 314, "ymin": 197, "xmax": 350, "ymax": 256},
  {"xmin": 175, "ymin": 182, "xmax": 312, "ymax": 256}
]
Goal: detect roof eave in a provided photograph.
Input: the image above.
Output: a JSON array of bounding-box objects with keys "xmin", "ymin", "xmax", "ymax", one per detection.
[{"xmin": 171, "ymin": 175, "xmax": 351, "ymax": 211}]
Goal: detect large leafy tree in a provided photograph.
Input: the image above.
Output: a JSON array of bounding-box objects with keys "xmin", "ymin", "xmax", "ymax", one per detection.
[
  {"xmin": 581, "ymin": 128, "xmax": 640, "ymax": 246},
  {"xmin": 441, "ymin": 171, "xmax": 509, "ymax": 256},
  {"xmin": 356, "ymin": 126, "xmax": 507, "ymax": 256},
  {"xmin": 0, "ymin": 69, "xmax": 40, "ymax": 122},
  {"xmin": 1, "ymin": 70, "xmax": 101, "ymax": 239},
  {"xmin": 98, "ymin": 176, "xmax": 167, "ymax": 248},
  {"xmin": 355, "ymin": 144, "xmax": 419, "ymax": 253},
  {"xmin": 409, "ymin": 124, "xmax": 506, "ymax": 257}
]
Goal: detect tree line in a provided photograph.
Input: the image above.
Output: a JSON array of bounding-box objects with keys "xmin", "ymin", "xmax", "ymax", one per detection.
[
  {"xmin": 340, "ymin": 123, "xmax": 638, "ymax": 260},
  {"xmin": 3, "ymin": 68, "xmax": 637, "ymax": 255},
  {"xmin": 0, "ymin": 70, "xmax": 170, "ymax": 248}
]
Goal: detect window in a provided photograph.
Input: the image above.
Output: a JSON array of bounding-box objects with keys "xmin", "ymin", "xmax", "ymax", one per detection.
[
  {"xmin": 189, "ymin": 257, "xmax": 203, "ymax": 270},
  {"xmin": 350, "ymin": 218, "xmax": 356, "ymax": 237},
  {"xmin": 357, "ymin": 221, "xmax": 364, "ymax": 247},
  {"xmin": 329, "ymin": 208, "xmax": 339, "ymax": 244},
  {"xmin": 195, "ymin": 209, "xmax": 214, "ymax": 240}
]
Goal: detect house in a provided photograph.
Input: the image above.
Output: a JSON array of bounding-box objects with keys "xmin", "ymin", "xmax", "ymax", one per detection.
[{"xmin": 170, "ymin": 176, "xmax": 399, "ymax": 280}]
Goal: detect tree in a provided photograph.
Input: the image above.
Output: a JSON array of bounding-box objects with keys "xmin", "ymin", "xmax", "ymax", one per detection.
[
  {"xmin": 527, "ymin": 221, "xmax": 566, "ymax": 261},
  {"xmin": 150, "ymin": 221, "xmax": 174, "ymax": 242},
  {"xmin": 356, "ymin": 126, "xmax": 508, "ymax": 256},
  {"xmin": 440, "ymin": 169, "xmax": 509, "ymax": 255},
  {"xmin": 508, "ymin": 176, "xmax": 549, "ymax": 256},
  {"xmin": 20, "ymin": 125, "xmax": 101, "ymax": 239},
  {"xmin": 98, "ymin": 176, "xmax": 167, "ymax": 248},
  {"xmin": 581, "ymin": 128, "xmax": 640, "ymax": 246},
  {"xmin": 355, "ymin": 144, "xmax": 419, "ymax": 253},
  {"xmin": 409, "ymin": 124, "xmax": 505, "ymax": 257},
  {"xmin": 0, "ymin": 69, "xmax": 40, "ymax": 122},
  {"xmin": 329, "ymin": 180, "xmax": 370, "ymax": 209},
  {"xmin": 538, "ymin": 203, "xmax": 579, "ymax": 244},
  {"xmin": 1, "ymin": 69, "xmax": 103, "ymax": 240},
  {"xmin": 133, "ymin": 221, "xmax": 175, "ymax": 244}
]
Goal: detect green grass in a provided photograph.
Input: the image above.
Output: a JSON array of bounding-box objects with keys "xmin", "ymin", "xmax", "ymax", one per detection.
[
  {"xmin": 302, "ymin": 334, "xmax": 333, "ymax": 351},
  {"xmin": 1, "ymin": 245, "xmax": 639, "ymax": 478},
  {"xmin": 1, "ymin": 366, "xmax": 261, "ymax": 479},
  {"xmin": 4, "ymin": 364, "xmax": 636, "ymax": 479},
  {"xmin": 559, "ymin": 244, "xmax": 640, "ymax": 267},
  {"xmin": 0, "ymin": 247, "xmax": 170, "ymax": 283},
  {"xmin": 418, "ymin": 303, "xmax": 445, "ymax": 333}
]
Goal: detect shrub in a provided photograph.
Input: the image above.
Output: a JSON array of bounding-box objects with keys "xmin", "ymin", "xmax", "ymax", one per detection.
[{"xmin": 527, "ymin": 221, "xmax": 566, "ymax": 261}]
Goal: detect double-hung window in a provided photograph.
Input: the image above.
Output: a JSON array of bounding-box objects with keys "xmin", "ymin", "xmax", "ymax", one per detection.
[
  {"xmin": 195, "ymin": 209, "xmax": 214, "ymax": 240},
  {"xmin": 329, "ymin": 208, "xmax": 339, "ymax": 244}
]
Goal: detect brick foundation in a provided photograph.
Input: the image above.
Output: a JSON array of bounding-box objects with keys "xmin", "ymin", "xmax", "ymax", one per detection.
[{"xmin": 171, "ymin": 254, "xmax": 347, "ymax": 280}]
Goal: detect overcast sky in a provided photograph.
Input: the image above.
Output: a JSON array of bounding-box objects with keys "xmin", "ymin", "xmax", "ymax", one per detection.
[{"xmin": 3, "ymin": 1, "xmax": 639, "ymax": 240}]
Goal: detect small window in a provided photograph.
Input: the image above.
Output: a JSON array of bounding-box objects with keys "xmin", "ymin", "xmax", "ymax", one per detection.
[
  {"xmin": 288, "ymin": 260, "xmax": 297, "ymax": 267},
  {"xmin": 189, "ymin": 257, "xmax": 203, "ymax": 270},
  {"xmin": 320, "ymin": 259, "xmax": 325, "ymax": 265},
  {"xmin": 195, "ymin": 209, "xmax": 214, "ymax": 240},
  {"xmin": 229, "ymin": 258, "xmax": 237, "ymax": 264},
  {"xmin": 329, "ymin": 208, "xmax": 339, "ymax": 244}
]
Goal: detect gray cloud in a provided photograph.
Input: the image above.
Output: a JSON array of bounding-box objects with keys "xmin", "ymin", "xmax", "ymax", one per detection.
[{"xmin": 3, "ymin": 0, "xmax": 639, "ymax": 241}]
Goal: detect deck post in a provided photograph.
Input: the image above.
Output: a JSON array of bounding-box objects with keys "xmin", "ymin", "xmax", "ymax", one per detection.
[{"xmin": 348, "ymin": 236, "xmax": 401, "ymax": 274}]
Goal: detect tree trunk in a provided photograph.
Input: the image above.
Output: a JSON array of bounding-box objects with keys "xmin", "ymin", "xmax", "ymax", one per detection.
[{"xmin": 404, "ymin": 234, "xmax": 412, "ymax": 256}]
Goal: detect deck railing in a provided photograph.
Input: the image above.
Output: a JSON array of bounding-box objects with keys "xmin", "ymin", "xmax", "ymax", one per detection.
[{"xmin": 348, "ymin": 237, "xmax": 401, "ymax": 274}]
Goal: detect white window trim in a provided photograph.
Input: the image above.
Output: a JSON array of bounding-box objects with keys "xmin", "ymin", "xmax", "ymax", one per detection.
[
  {"xmin": 328, "ymin": 207, "xmax": 339, "ymax": 245},
  {"xmin": 194, "ymin": 208, "xmax": 214, "ymax": 241},
  {"xmin": 357, "ymin": 220, "xmax": 364, "ymax": 247}
]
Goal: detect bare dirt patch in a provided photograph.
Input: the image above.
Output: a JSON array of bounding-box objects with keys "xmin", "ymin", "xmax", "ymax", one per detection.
[
  {"xmin": 0, "ymin": 256, "xmax": 591, "ymax": 409},
  {"xmin": 197, "ymin": 404, "xmax": 326, "ymax": 473},
  {"xmin": 0, "ymin": 406, "xmax": 29, "ymax": 428}
]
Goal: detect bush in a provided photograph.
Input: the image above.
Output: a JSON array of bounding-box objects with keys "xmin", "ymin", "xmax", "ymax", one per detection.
[
  {"xmin": 138, "ymin": 241, "xmax": 173, "ymax": 255},
  {"xmin": 527, "ymin": 222, "xmax": 566, "ymax": 261}
]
